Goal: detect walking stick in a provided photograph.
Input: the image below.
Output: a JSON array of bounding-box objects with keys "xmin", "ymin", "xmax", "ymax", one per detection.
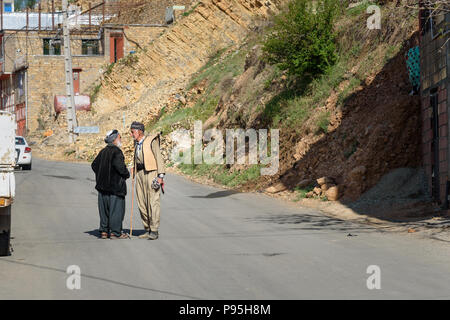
[{"xmin": 130, "ymin": 176, "xmax": 135, "ymax": 237}]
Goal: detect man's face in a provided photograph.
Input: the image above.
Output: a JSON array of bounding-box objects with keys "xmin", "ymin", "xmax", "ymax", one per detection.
[
  {"xmin": 113, "ymin": 134, "xmax": 122, "ymax": 147},
  {"xmin": 130, "ymin": 129, "xmax": 143, "ymax": 142}
]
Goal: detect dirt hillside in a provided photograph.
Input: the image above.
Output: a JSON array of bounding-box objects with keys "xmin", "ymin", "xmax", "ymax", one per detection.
[{"xmin": 236, "ymin": 7, "xmax": 422, "ymax": 202}]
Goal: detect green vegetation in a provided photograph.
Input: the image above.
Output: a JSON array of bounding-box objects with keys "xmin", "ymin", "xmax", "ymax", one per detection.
[
  {"xmin": 384, "ymin": 44, "xmax": 401, "ymax": 64},
  {"xmin": 350, "ymin": 43, "xmax": 362, "ymax": 58},
  {"xmin": 261, "ymin": 59, "xmax": 347, "ymax": 129},
  {"xmin": 293, "ymin": 184, "xmax": 314, "ymax": 201},
  {"xmin": 150, "ymin": 47, "xmax": 246, "ymax": 135},
  {"xmin": 337, "ymin": 76, "xmax": 361, "ymax": 107},
  {"xmin": 264, "ymin": 67, "xmax": 282, "ymax": 90},
  {"xmin": 14, "ymin": 0, "xmax": 37, "ymax": 10},
  {"xmin": 182, "ymin": 2, "xmax": 201, "ymax": 17},
  {"xmin": 178, "ymin": 163, "xmax": 261, "ymax": 188},
  {"xmin": 149, "ymin": 95, "xmax": 220, "ymax": 135},
  {"xmin": 188, "ymin": 48, "xmax": 244, "ymax": 91},
  {"xmin": 64, "ymin": 149, "xmax": 76, "ymax": 157},
  {"xmin": 119, "ymin": 53, "xmax": 139, "ymax": 67},
  {"xmin": 104, "ymin": 62, "xmax": 115, "ymax": 76},
  {"xmin": 316, "ymin": 111, "xmax": 330, "ymax": 134},
  {"xmin": 262, "ymin": 89, "xmax": 310, "ymax": 128},
  {"xmin": 90, "ymin": 83, "xmax": 102, "ymax": 103},
  {"xmin": 346, "ymin": 0, "xmax": 376, "ymax": 16},
  {"xmin": 263, "ymin": 0, "xmax": 339, "ymax": 79}
]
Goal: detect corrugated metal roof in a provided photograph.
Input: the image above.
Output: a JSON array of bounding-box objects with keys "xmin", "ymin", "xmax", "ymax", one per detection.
[
  {"xmin": 2, "ymin": 13, "xmax": 109, "ymax": 30},
  {"xmin": 3, "ymin": 13, "xmax": 62, "ymax": 30}
]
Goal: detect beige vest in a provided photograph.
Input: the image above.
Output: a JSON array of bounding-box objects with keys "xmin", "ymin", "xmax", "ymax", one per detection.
[{"xmin": 135, "ymin": 133, "xmax": 158, "ymax": 172}]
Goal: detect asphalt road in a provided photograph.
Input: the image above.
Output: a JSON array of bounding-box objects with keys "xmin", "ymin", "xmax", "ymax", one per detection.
[{"xmin": 0, "ymin": 158, "xmax": 449, "ymax": 299}]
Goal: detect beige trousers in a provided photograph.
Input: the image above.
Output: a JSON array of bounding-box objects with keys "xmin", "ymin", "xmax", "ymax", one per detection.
[{"xmin": 135, "ymin": 169, "xmax": 160, "ymax": 232}]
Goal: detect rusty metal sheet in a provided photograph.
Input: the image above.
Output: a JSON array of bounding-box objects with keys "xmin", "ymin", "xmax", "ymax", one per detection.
[{"xmin": 54, "ymin": 95, "xmax": 91, "ymax": 114}]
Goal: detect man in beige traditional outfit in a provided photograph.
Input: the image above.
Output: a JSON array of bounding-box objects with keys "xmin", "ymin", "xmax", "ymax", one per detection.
[{"xmin": 130, "ymin": 121, "xmax": 165, "ymax": 240}]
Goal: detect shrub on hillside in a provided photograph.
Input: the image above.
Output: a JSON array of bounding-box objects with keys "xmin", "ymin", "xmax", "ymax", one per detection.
[{"xmin": 263, "ymin": 0, "xmax": 339, "ymax": 79}]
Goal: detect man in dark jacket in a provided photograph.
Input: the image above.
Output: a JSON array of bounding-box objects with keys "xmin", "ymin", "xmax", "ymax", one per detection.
[{"xmin": 91, "ymin": 130, "xmax": 130, "ymax": 239}]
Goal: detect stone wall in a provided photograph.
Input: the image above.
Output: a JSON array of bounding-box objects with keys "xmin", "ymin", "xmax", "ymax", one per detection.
[{"xmin": 27, "ymin": 55, "xmax": 107, "ymax": 129}]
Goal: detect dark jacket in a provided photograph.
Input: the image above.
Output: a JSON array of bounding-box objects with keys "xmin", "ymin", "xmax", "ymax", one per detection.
[{"xmin": 91, "ymin": 144, "xmax": 130, "ymax": 197}]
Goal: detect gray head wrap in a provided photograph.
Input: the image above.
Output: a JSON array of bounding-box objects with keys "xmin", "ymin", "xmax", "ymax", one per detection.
[{"xmin": 105, "ymin": 129, "xmax": 119, "ymax": 144}]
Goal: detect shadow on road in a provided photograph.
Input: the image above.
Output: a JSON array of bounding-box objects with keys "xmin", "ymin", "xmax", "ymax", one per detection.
[
  {"xmin": 247, "ymin": 212, "xmax": 380, "ymax": 234},
  {"xmin": 189, "ymin": 190, "xmax": 239, "ymax": 199},
  {"xmin": 84, "ymin": 230, "xmax": 101, "ymax": 238},
  {"xmin": 84, "ymin": 229, "xmax": 149, "ymax": 238},
  {"xmin": 43, "ymin": 175, "xmax": 76, "ymax": 180},
  {"xmin": 0, "ymin": 259, "xmax": 203, "ymax": 299},
  {"xmin": 123, "ymin": 229, "xmax": 147, "ymax": 237}
]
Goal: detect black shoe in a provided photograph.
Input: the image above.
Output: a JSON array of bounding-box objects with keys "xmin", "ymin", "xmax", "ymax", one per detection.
[
  {"xmin": 148, "ymin": 231, "xmax": 159, "ymax": 240},
  {"xmin": 138, "ymin": 232, "xmax": 150, "ymax": 239}
]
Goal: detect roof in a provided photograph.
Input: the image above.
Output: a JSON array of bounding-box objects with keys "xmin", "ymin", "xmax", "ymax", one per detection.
[{"xmin": 1, "ymin": 12, "xmax": 109, "ymax": 30}]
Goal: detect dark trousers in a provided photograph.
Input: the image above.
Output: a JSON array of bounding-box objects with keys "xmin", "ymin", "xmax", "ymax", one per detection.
[{"xmin": 98, "ymin": 192, "xmax": 125, "ymax": 237}]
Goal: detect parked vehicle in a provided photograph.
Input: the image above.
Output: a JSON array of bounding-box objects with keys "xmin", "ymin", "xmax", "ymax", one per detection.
[
  {"xmin": 0, "ymin": 111, "xmax": 16, "ymax": 256},
  {"xmin": 15, "ymin": 136, "xmax": 32, "ymax": 170}
]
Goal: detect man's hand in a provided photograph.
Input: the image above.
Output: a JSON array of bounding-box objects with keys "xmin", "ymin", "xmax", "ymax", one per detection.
[{"xmin": 130, "ymin": 167, "xmax": 134, "ymax": 176}]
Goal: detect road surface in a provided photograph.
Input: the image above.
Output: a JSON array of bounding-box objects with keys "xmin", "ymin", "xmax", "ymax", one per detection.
[{"xmin": 1, "ymin": 159, "xmax": 449, "ymax": 299}]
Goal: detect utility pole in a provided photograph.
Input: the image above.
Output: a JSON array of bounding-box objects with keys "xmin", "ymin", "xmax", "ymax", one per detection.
[{"xmin": 62, "ymin": 0, "xmax": 78, "ymax": 143}]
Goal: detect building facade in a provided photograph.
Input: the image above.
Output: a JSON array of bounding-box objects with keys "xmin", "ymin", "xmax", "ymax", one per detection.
[
  {"xmin": 0, "ymin": 17, "xmax": 166, "ymax": 135},
  {"xmin": 0, "ymin": 1, "xmax": 191, "ymax": 136},
  {"xmin": 420, "ymin": 9, "xmax": 450, "ymax": 204},
  {"xmin": 0, "ymin": 26, "xmax": 122, "ymax": 135}
]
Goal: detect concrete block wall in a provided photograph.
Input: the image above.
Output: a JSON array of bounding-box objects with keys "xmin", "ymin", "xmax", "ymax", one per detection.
[
  {"xmin": 420, "ymin": 12, "xmax": 450, "ymax": 203},
  {"xmin": 26, "ymin": 55, "xmax": 107, "ymax": 131}
]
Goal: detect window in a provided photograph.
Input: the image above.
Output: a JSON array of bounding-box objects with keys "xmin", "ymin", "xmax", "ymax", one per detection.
[
  {"xmin": 43, "ymin": 38, "xmax": 61, "ymax": 55},
  {"xmin": 4, "ymin": 3, "xmax": 12, "ymax": 12},
  {"xmin": 0, "ymin": 36, "xmax": 3, "ymax": 61},
  {"xmin": 421, "ymin": 10, "xmax": 449, "ymax": 38},
  {"xmin": 15, "ymin": 71, "xmax": 25, "ymax": 103},
  {"xmin": 420, "ymin": 9, "xmax": 432, "ymax": 34},
  {"xmin": 82, "ymin": 40, "xmax": 100, "ymax": 55},
  {"xmin": 15, "ymin": 137, "xmax": 25, "ymax": 145},
  {"xmin": 431, "ymin": 12, "xmax": 449, "ymax": 39}
]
